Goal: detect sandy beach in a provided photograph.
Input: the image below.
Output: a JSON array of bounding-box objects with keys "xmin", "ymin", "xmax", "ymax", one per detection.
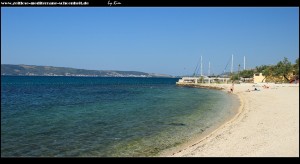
[{"xmin": 160, "ymin": 83, "xmax": 299, "ymax": 157}]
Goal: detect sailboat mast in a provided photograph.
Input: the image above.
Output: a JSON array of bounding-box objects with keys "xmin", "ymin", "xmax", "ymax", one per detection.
[
  {"xmin": 231, "ymin": 54, "xmax": 233, "ymax": 73},
  {"xmin": 244, "ymin": 56, "xmax": 246, "ymax": 70},
  {"xmin": 208, "ymin": 61, "xmax": 210, "ymax": 76},
  {"xmin": 200, "ymin": 56, "xmax": 203, "ymax": 76}
]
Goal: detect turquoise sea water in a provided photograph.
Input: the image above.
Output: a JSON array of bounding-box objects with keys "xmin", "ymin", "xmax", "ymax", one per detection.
[{"xmin": 1, "ymin": 76, "xmax": 239, "ymax": 157}]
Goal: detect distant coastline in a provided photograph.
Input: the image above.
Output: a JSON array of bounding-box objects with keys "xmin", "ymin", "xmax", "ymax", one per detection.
[{"xmin": 1, "ymin": 64, "xmax": 174, "ymax": 78}]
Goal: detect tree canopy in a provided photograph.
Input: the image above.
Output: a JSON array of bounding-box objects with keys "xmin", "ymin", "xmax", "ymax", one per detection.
[{"xmin": 234, "ymin": 57, "xmax": 298, "ymax": 83}]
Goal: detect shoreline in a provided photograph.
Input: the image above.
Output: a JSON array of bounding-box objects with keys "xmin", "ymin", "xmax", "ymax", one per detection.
[
  {"xmin": 159, "ymin": 83, "xmax": 299, "ymax": 157},
  {"xmin": 157, "ymin": 83, "xmax": 243, "ymax": 157}
]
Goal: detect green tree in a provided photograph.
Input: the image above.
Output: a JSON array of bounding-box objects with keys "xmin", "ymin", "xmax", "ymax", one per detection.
[
  {"xmin": 261, "ymin": 65, "xmax": 274, "ymax": 82},
  {"xmin": 295, "ymin": 58, "xmax": 299, "ymax": 76},
  {"xmin": 199, "ymin": 76, "xmax": 204, "ymax": 83},
  {"xmin": 253, "ymin": 65, "xmax": 274, "ymax": 82},
  {"xmin": 273, "ymin": 57, "xmax": 292, "ymax": 82},
  {"xmin": 255, "ymin": 65, "xmax": 269, "ymax": 73},
  {"xmin": 239, "ymin": 69, "xmax": 254, "ymax": 78},
  {"xmin": 230, "ymin": 73, "xmax": 239, "ymax": 81}
]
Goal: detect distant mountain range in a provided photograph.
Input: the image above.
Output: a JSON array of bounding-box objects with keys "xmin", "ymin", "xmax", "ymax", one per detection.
[{"xmin": 1, "ymin": 64, "xmax": 173, "ymax": 78}]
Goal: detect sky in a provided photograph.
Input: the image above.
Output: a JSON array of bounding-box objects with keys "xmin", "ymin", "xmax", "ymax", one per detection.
[{"xmin": 1, "ymin": 7, "xmax": 299, "ymax": 76}]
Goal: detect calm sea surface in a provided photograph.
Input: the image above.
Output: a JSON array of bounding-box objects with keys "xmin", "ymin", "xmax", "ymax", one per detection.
[{"xmin": 1, "ymin": 76, "xmax": 239, "ymax": 157}]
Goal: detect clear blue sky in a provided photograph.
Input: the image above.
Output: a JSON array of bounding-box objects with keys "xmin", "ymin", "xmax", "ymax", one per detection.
[{"xmin": 1, "ymin": 7, "xmax": 299, "ymax": 76}]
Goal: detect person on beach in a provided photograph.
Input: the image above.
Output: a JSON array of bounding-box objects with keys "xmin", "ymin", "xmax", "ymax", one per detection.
[
  {"xmin": 263, "ymin": 84, "xmax": 269, "ymax": 89},
  {"xmin": 230, "ymin": 82, "xmax": 234, "ymax": 93},
  {"xmin": 253, "ymin": 88, "xmax": 260, "ymax": 91},
  {"xmin": 228, "ymin": 86, "xmax": 233, "ymax": 93},
  {"xmin": 227, "ymin": 82, "xmax": 235, "ymax": 93}
]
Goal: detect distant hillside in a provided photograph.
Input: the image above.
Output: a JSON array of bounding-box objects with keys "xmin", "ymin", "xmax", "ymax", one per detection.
[{"xmin": 1, "ymin": 64, "xmax": 173, "ymax": 78}]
